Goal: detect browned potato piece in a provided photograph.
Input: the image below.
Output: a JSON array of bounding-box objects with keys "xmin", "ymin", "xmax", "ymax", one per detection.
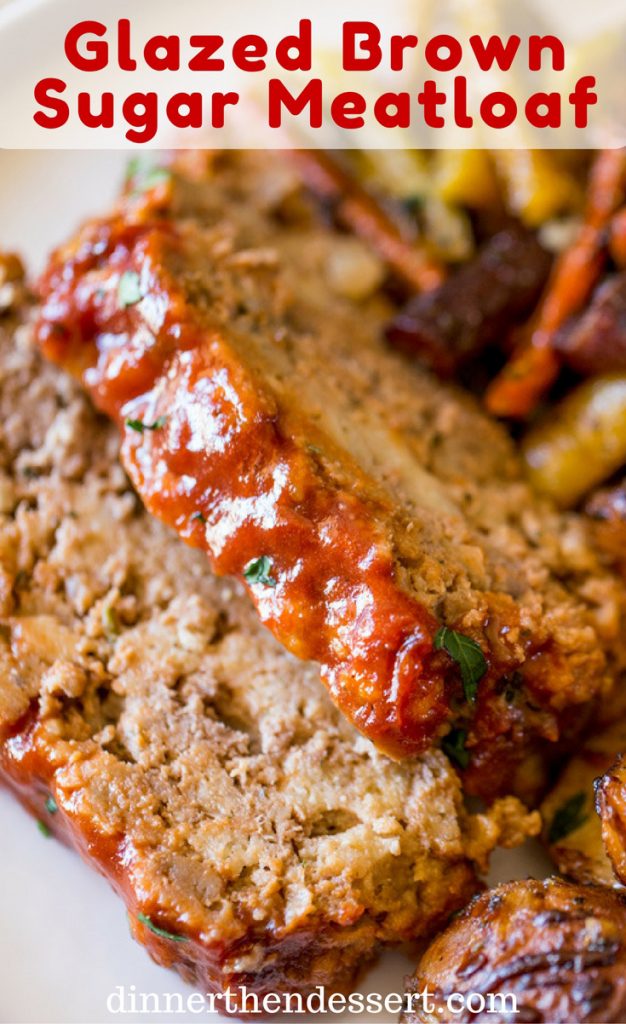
[
  {"xmin": 522, "ymin": 374, "xmax": 626, "ymax": 507},
  {"xmin": 404, "ymin": 878, "xmax": 626, "ymax": 1024},
  {"xmin": 597, "ymin": 755, "xmax": 626, "ymax": 886},
  {"xmin": 541, "ymin": 718, "xmax": 626, "ymax": 887},
  {"xmin": 586, "ymin": 481, "xmax": 626, "ymax": 577}
]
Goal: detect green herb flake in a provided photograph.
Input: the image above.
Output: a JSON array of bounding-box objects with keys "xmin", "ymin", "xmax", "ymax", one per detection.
[
  {"xmin": 102, "ymin": 605, "xmax": 120, "ymax": 639},
  {"xmin": 139, "ymin": 167, "xmax": 172, "ymax": 192},
  {"xmin": 243, "ymin": 555, "xmax": 277, "ymax": 588},
  {"xmin": 434, "ymin": 627, "xmax": 487, "ymax": 703},
  {"xmin": 137, "ymin": 912, "xmax": 188, "ymax": 943},
  {"xmin": 37, "ymin": 819, "xmax": 52, "ymax": 838},
  {"xmin": 118, "ymin": 271, "xmax": 143, "ymax": 308},
  {"xmin": 126, "ymin": 158, "xmax": 172, "ymax": 194},
  {"xmin": 441, "ymin": 728, "xmax": 470, "ymax": 770},
  {"xmin": 125, "ymin": 416, "xmax": 167, "ymax": 434},
  {"xmin": 191, "ymin": 512, "xmax": 206, "ymax": 524},
  {"xmin": 548, "ymin": 792, "xmax": 588, "ymax": 844},
  {"xmin": 125, "ymin": 157, "xmax": 142, "ymax": 182},
  {"xmin": 45, "ymin": 796, "xmax": 58, "ymax": 815},
  {"xmin": 404, "ymin": 194, "xmax": 426, "ymax": 216}
]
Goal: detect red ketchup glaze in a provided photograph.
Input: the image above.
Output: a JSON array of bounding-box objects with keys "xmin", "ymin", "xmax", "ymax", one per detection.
[
  {"xmin": 0, "ymin": 709, "xmax": 366, "ymax": 1005},
  {"xmin": 36, "ymin": 215, "xmax": 454, "ymax": 760}
]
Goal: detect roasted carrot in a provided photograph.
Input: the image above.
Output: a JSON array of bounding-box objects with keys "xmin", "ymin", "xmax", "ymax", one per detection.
[
  {"xmin": 610, "ymin": 207, "xmax": 626, "ymax": 268},
  {"xmin": 486, "ymin": 149, "xmax": 626, "ymax": 418},
  {"xmin": 290, "ymin": 149, "xmax": 445, "ymax": 293}
]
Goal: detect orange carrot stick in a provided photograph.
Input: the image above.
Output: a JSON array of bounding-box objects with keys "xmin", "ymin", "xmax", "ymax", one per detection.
[
  {"xmin": 290, "ymin": 149, "xmax": 445, "ymax": 294},
  {"xmin": 486, "ymin": 148, "xmax": 626, "ymax": 418},
  {"xmin": 610, "ymin": 207, "xmax": 626, "ymax": 268}
]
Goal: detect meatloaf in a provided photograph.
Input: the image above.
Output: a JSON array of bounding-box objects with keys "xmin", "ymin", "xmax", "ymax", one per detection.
[
  {"xmin": 36, "ymin": 151, "xmax": 626, "ymax": 799},
  {"xmin": 0, "ymin": 267, "xmax": 534, "ymax": 1006}
]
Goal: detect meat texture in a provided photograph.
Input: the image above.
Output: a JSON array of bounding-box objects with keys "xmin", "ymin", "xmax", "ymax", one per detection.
[
  {"xmin": 35, "ymin": 151, "xmax": 626, "ymax": 799},
  {"xmin": 0, "ymin": 268, "xmax": 535, "ymax": 1006},
  {"xmin": 404, "ymin": 878, "xmax": 626, "ymax": 1024}
]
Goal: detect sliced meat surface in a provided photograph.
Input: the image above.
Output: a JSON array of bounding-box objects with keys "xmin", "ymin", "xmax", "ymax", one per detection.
[
  {"xmin": 0, "ymin": 272, "xmax": 533, "ymax": 1003},
  {"xmin": 35, "ymin": 151, "xmax": 626, "ymax": 799}
]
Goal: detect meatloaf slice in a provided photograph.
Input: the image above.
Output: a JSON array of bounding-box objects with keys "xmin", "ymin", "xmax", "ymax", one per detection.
[
  {"xmin": 0, "ymin": 270, "xmax": 534, "ymax": 1006},
  {"xmin": 36, "ymin": 151, "xmax": 626, "ymax": 799}
]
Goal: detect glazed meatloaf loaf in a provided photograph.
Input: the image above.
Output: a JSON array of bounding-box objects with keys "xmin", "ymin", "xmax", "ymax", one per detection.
[
  {"xmin": 36, "ymin": 151, "xmax": 626, "ymax": 799},
  {"xmin": 0, "ymin": 267, "xmax": 535, "ymax": 1005}
]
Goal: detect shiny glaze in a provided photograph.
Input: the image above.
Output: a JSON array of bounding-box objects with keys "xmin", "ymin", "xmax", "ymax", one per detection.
[
  {"xmin": 405, "ymin": 878, "xmax": 626, "ymax": 1023},
  {"xmin": 36, "ymin": 214, "xmax": 454, "ymax": 760},
  {"xmin": 35, "ymin": 185, "xmax": 599, "ymax": 799},
  {"xmin": 0, "ymin": 709, "xmax": 372, "ymax": 1004}
]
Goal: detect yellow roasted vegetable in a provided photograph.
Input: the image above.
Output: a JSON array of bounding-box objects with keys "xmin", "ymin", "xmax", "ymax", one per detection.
[
  {"xmin": 351, "ymin": 149, "xmax": 430, "ymax": 199},
  {"xmin": 494, "ymin": 150, "xmax": 584, "ymax": 227},
  {"xmin": 352, "ymin": 150, "xmax": 474, "ymax": 262},
  {"xmin": 523, "ymin": 374, "xmax": 626, "ymax": 507},
  {"xmin": 541, "ymin": 716, "xmax": 626, "ymax": 887},
  {"xmin": 434, "ymin": 149, "xmax": 500, "ymax": 209}
]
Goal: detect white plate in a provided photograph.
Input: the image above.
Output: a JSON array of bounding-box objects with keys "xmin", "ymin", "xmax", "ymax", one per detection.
[{"xmin": 0, "ymin": 147, "xmax": 552, "ymax": 1024}]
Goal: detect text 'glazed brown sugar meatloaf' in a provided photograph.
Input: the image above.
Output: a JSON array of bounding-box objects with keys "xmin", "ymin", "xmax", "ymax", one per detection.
[
  {"xmin": 0, "ymin": 269, "xmax": 535, "ymax": 1004},
  {"xmin": 36, "ymin": 151, "xmax": 626, "ymax": 799}
]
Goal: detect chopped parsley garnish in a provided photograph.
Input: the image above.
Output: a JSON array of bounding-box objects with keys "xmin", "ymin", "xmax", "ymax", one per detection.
[
  {"xmin": 191, "ymin": 512, "xmax": 206, "ymax": 524},
  {"xmin": 102, "ymin": 605, "xmax": 120, "ymax": 639},
  {"xmin": 441, "ymin": 728, "xmax": 470, "ymax": 770},
  {"xmin": 548, "ymin": 792, "xmax": 588, "ymax": 844},
  {"xmin": 404, "ymin": 194, "xmax": 426, "ymax": 216},
  {"xmin": 434, "ymin": 627, "xmax": 487, "ymax": 703},
  {"xmin": 126, "ymin": 158, "xmax": 172, "ymax": 194},
  {"xmin": 125, "ymin": 416, "xmax": 167, "ymax": 434},
  {"xmin": 243, "ymin": 555, "xmax": 277, "ymax": 588},
  {"xmin": 118, "ymin": 271, "xmax": 143, "ymax": 308},
  {"xmin": 139, "ymin": 167, "xmax": 172, "ymax": 191},
  {"xmin": 37, "ymin": 819, "xmax": 52, "ymax": 838},
  {"xmin": 137, "ymin": 912, "xmax": 188, "ymax": 943},
  {"xmin": 45, "ymin": 796, "xmax": 58, "ymax": 815}
]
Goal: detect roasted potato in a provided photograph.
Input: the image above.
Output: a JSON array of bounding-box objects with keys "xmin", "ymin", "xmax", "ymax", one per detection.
[
  {"xmin": 522, "ymin": 374, "xmax": 626, "ymax": 507},
  {"xmin": 433, "ymin": 150, "xmax": 500, "ymax": 210},
  {"xmin": 597, "ymin": 755, "xmax": 626, "ymax": 887},
  {"xmin": 493, "ymin": 151, "xmax": 584, "ymax": 227},
  {"xmin": 404, "ymin": 878, "xmax": 626, "ymax": 1024},
  {"xmin": 586, "ymin": 481, "xmax": 626, "ymax": 577},
  {"xmin": 541, "ymin": 718, "xmax": 626, "ymax": 887}
]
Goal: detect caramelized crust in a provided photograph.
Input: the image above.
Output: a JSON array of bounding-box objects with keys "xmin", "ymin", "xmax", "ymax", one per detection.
[
  {"xmin": 404, "ymin": 878, "xmax": 626, "ymax": 1024},
  {"xmin": 35, "ymin": 152, "xmax": 626, "ymax": 797},
  {"xmin": 597, "ymin": 756, "xmax": 626, "ymax": 886},
  {"xmin": 0, "ymin": 285, "xmax": 530, "ymax": 1003}
]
